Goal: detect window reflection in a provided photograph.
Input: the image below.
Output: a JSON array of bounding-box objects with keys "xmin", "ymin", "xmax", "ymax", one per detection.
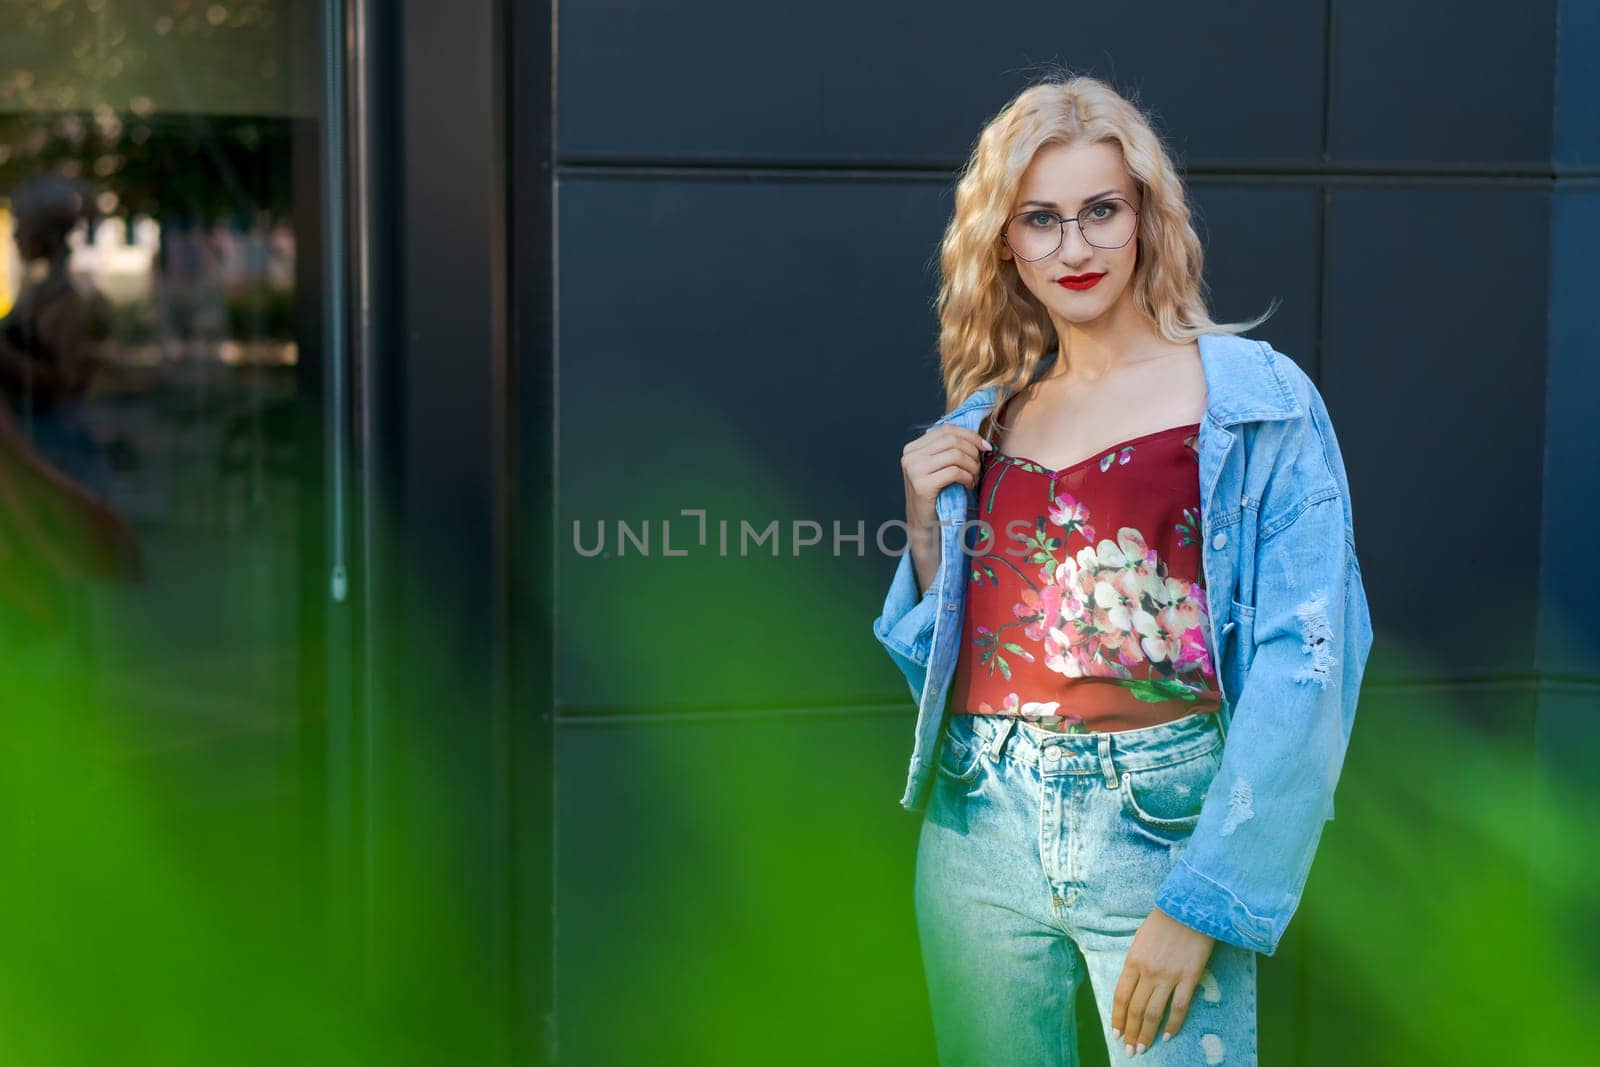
[{"xmin": 0, "ymin": 1, "xmax": 317, "ymax": 797}]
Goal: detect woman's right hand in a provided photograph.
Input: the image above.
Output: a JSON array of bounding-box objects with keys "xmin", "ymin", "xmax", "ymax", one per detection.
[{"xmin": 900, "ymin": 424, "xmax": 991, "ymax": 594}]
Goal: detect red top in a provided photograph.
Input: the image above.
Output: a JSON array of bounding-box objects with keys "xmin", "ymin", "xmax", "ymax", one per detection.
[{"xmin": 949, "ymin": 418, "xmax": 1223, "ymax": 733}]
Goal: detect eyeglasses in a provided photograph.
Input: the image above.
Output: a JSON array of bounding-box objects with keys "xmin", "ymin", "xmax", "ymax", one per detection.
[{"xmin": 1000, "ymin": 197, "xmax": 1140, "ymax": 261}]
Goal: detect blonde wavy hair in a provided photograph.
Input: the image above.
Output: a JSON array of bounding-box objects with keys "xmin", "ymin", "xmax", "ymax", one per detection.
[{"xmin": 931, "ymin": 70, "xmax": 1276, "ymax": 428}]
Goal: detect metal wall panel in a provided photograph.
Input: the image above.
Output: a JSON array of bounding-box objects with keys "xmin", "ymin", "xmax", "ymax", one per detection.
[
  {"xmin": 1330, "ymin": 0, "xmax": 1557, "ymax": 166},
  {"xmin": 1322, "ymin": 185, "xmax": 1549, "ymax": 680},
  {"xmin": 558, "ymin": 2, "xmax": 1326, "ymax": 165}
]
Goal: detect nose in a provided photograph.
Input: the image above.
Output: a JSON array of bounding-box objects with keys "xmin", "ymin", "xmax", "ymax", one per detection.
[{"xmin": 1057, "ymin": 220, "xmax": 1095, "ymax": 266}]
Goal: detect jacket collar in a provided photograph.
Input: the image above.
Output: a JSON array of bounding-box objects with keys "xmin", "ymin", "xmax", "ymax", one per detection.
[{"xmin": 943, "ymin": 330, "xmax": 1303, "ymax": 428}]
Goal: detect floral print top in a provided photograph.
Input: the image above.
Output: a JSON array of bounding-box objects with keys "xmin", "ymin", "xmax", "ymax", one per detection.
[{"xmin": 949, "ymin": 418, "xmax": 1224, "ymax": 733}]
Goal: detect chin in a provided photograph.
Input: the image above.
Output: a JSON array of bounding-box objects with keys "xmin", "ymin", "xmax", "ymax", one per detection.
[{"xmin": 1053, "ymin": 291, "xmax": 1112, "ymax": 314}]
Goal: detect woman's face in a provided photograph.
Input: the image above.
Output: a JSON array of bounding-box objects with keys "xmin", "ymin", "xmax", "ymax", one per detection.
[{"xmin": 998, "ymin": 140, "xmax": 1143, "ymax": 328}]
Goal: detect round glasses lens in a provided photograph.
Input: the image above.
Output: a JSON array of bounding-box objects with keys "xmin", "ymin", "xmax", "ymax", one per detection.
[
  {"xmin": 1004, "ymin": 210, "xmax": 1066, "ymax": 261},
  {"xmin": 1079, "ymin": 198, "xmax": 1137, "ymax": 249}
]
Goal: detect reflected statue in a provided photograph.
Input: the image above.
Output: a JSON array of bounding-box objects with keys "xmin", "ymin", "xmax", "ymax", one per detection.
[
  {"xmin": 0, "ymin": 175, "xmax": 141, "ymax": 639},
  {"xmin": 0, "ymin": 173, "xmax": 115, "ymax": 497}
]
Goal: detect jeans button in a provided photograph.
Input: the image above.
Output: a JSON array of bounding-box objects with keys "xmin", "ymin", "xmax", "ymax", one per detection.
[
  {"xmin": 1045, "ymin": 747, "xmax": 1061, "ymax": 761},
  {"xmin": 1212, "ymin": 532, "xmax": 1227, "ymax": 550}
]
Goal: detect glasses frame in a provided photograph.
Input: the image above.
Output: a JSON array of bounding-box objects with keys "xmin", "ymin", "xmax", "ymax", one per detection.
[{"xmin": 1000, "ymin": 197, "xmax": 1141, "ymax": 261}]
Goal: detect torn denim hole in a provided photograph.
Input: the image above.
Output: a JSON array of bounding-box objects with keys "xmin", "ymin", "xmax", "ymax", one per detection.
[
  {"xmin": 1219, "ymin": 776, "xmax": 1254, "ymax": 837},
  {"xmin": 1292, "ymin": 591, "xmax": 1337, "ymax": 689}
]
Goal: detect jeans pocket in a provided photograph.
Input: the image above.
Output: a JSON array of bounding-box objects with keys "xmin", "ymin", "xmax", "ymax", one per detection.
[
  {"xmin": 935, "ymin": 719, "xmax": 985, "ymax": 785},
  {"xmin": 1119, "ymin": 743, "xmax": 1223, "ymax": 844}
]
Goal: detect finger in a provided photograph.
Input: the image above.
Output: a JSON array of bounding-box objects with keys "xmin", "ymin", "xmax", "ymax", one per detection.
[
  {"xmin": 1133, "ymin": 980, "xmax": 1173, "ymax": 1055},
  {"xmin": 906, "ymin": 422, "xmax": 987, "ymax": 455},
  {"xmin": 907, "ymin": 437, "xmax": 986, "ymax": 479},
  {"xmin": 938, "ymin": 425, "xmax": 992, "ymax": 451},
  {"xmin": 908, "ymin": 438, "xmax": 979, "ymax": 479},
  {"xmin": 1121, "ymin": 975, "xmax": 1154, "ymax": 1056},
  {"xmin": 1109, "ymin": 961, "xmax": 1139, "ymax": 1041},
  {"xmin": 908, "ymin": 457, "xmax": 979, "ymax": 502},
  {"xmin": 919, "ymin": 442, "xmax": 983, "ymax": 476},
  {"xmin": 1163, "ymin": 978, "xmax": 1196, "ymax": 1044},
  {"xmin": 905, "ymin": 434, "xmax": 988, "ymax": 480},
  {"xmin": 927, "ymin": 463, "xmax": 979, "ymax": 491}
]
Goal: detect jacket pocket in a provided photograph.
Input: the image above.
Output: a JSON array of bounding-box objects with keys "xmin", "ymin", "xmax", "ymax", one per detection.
[
  {"xmin": 1229, "ymin": 599, "xmax": 1256, "ymax": 668},
  {"xmin": 1220, "ymin": 598, "xmax": 1256, "ymax": 702}
]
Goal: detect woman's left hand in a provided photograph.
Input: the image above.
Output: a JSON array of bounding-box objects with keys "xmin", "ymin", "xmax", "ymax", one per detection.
[{"xmin": 1110, "ymin": 906, "xmax": 1217, "ymax": 1055}]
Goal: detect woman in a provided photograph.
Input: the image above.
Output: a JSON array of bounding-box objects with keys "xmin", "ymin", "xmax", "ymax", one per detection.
[{"xmin": 871, "ymin": 74, "xmax": 1373, "ymax": 1065}]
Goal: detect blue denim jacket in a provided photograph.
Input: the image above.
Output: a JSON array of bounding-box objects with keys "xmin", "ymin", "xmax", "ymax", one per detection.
[{"xmin": 871, "ymin": 330, "xmax": 1373, "ymax": 956}]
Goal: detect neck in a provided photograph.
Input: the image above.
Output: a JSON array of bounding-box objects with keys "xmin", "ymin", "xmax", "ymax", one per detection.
[{"xmin": 1046, "ymin": 297, "xmax": 1159, "ymax": 384}]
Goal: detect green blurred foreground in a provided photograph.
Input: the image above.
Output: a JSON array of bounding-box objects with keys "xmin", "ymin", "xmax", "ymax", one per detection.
[
  {"xmin": 9, "ymin": 649, "xmax": 1595, "ymax": 1065},
  {"xmin": 2, "ymin": 404, "xmax": 1596, "ymax": 1063},
  {"xmin": 3, "ymin": 672, "xmax": 496, "ymax": 1064}
]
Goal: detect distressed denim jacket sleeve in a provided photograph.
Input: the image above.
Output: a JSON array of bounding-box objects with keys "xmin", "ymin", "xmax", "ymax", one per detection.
[
  {"xmin": 1154, "ymin": 384, "xmax": 1372, "ymax": 956},
  {"xmin": 872, "ymin": 537, "xmax": 936, "ymax": 705}
]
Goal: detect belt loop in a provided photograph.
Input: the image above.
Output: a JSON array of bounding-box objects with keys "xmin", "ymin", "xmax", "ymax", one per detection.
[
  {"xmin": 987, "ymin": 717, "xmax": 1016, "ymax": 762},
  {"xmin": 1096, "ymin": 734, "xmax": 1119, "ymax": 788}
]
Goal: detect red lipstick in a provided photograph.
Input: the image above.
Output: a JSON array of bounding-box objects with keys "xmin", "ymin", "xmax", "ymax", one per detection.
[{"xmin": 1057, "ymin": 272, "xmax": 1106, "ymax": 290}]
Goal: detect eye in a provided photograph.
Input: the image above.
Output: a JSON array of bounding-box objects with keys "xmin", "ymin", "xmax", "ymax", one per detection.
[
  {"xmin": 1024, "ymin": 211, "xmax": 1059, "ymax": 228},
  {"xmin": 1084, "ymin": 201, "xmax": 1118, "ymax": 221}
]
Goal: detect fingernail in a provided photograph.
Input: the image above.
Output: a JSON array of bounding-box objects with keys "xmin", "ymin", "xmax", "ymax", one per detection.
[
  {"xmin": 1123, "ymin": 1045, "xmax": 1133, "ymax": 1058},
  {"xmin": 1110, "ymin": 1028, "xmax": 1121, "ymax": 1040},
  {"xmin": 981, "ymin": 438, "xmax": 993, "ymax": 450},
  {"xmin": 1136, "ymin": 1043, "xmax": 1146, "ymax": 1055},
  {"xmin": 1161, "ymin": 1032, "xmax": 1172, "ymax": 1042}
]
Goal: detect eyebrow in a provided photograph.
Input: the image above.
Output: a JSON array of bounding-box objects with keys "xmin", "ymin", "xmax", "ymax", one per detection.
[{"xmin": 1017, "ymin": 188, "xmax": 1123, "ymax": 211}]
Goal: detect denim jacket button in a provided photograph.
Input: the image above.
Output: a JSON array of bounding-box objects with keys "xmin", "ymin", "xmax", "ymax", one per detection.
[{"xmin": 1211, "ymin": 532, "xmax": 1227, "ymax": 550}]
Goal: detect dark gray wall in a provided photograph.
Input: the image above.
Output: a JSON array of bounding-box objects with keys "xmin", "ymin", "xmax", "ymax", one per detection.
[{"xmin": 537, "ymin": 2, "xmax": 1599, "ymax": 1064}]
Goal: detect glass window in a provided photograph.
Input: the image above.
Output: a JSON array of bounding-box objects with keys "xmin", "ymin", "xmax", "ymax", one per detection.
[{"xmin": 1, "ymin": 2, "xmax": 322, "ymax": 807}]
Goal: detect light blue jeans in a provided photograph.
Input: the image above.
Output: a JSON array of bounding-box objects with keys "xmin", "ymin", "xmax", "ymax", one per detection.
[{"xmin": 914, "ymin": 710, "xmax": 1258, "ymax": 1066}]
